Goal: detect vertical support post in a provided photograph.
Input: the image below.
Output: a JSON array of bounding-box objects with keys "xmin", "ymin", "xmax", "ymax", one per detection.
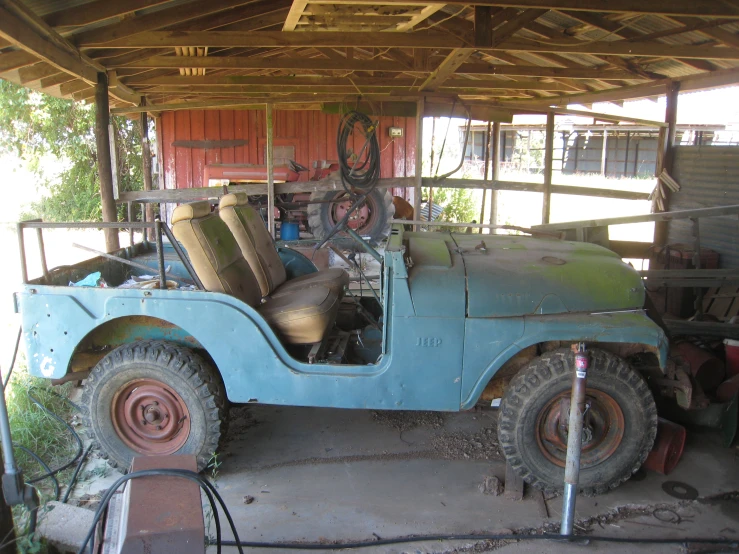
[
  {"xmin": 140, "ymin": 107, "xmax": 155, "ymax": 240},
  {"xmin": 691, "ymin": 217, "xmax": 704, "ymax": 316},
  {"xmin": 16, "ymin": 223, "xmax": 27, "ymax": 284},
  {"xmin": 35, "ymin": 228, "xmax": 48, "ymax": 279},
  {"xmin": 141, "ymin": 202, "xmax": 149, "ymax": 249},
  {"xmin": 623, "ymin": 131, "xmax": 631, "ymax": 177},
  {"xmin": 600, "ymin": 128, "xmax": 608, "ymax": 176},
  {"xmin": 266, "ymin": 103, "xmax": 275, "ymax": 237},
  {"xmin": 127, "ymin": 201, "xmax": 134, "ymax": 247},
  {"xmin": 154, "ymin": 217, "xmax": 166, "ymax": 290},
  {"xmin": 561, "ymin": 343, "xmax": 589, "ymax": 536},
  {"xmin": 655, "ymin": 81, "xmax": 680, "ymax": 246},
  {"xmin": 479, "ymin": 121, "xmax": 491, "ymax": 232},
  {"xmin": 489, "ymin": 121, "xmax": 500, "ymax": 229},
  {"xmin": 541, "ymin": 111, "xmax": 555, "ymax": 225},
  {"xmin": 95, "ymin": 73, "xmax": 120, "ymax": 253},
  {"xmin": 414, "ymin": 97, "xmax": 424, "ymax": 230}
]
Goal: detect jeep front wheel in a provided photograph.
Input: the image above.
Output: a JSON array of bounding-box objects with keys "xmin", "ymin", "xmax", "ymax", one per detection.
[
  {"xmin": 497, "ymin": 348, "xmax": 657, "ymax": 496},
  {"xmin": 81, "ymin": 341, "xmax": 226, "ymax": 471}
]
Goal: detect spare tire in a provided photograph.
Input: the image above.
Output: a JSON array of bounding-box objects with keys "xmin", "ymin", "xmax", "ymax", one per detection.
[{"xmin": 307, "ymin": 188, "xmax": 394, "ymax": 243}]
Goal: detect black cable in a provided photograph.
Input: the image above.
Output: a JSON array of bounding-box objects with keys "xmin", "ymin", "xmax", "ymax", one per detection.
[
  {"xmin": 217, "ymin": 532, "xmax": 739, "ymax": 550},
  {"xmin": 16, "ymin": 446, "xmax": 58, "ymax": 501},
  {"xmin": 2, "ymin": 326, "xmax": 21, "ymax": 390},
  {"xmin": 62, "ymin": 443, "xmax": 93, "ymax": 504},
  {"xmin": 25, "ymin": 388, "xmax": 83, "ymax": 484},
  {"xmin": 336, "ymin": 111, "xmax": 381, "ymax": 193},
  {"xmin": 77, "ymin": 469, "xmax": 244, "ymax": 554}
]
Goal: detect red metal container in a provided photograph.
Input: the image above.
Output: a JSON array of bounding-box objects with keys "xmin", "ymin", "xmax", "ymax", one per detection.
[
  {"xmin": 644, "ymin": 418, "xmax": 687, "ymax": 475},
  {"xmin": 674, "ymin": 342, "xmax": 726, "ymax": 392},
  {"xmin": 725, "ymin": 339, "xmax": 739, "ymax": 378}
]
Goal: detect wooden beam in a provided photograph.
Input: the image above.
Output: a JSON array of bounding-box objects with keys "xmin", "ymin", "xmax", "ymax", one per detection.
[
  {"xmin": 414, "ymin": 97, "xmax": 424, "ymax": 229},
  {"xmin": 89, "ymin": 31, "xmax": 739, "ymax": 60},
  {"xmin": 491, "ymin": 9, "xmax": 548, "ymax": 47},
  {"xmin": 283, "ymin": 0, "xmax": 309, "ymax": 31},
  {"xmin": 95, "ymin": 73, "xmax": 120, "ymax": 253},
  {"xmin": 43, "ymin": 0, "xmax": 172, "ymax": 29},
  {"xmin": 18, "ymin": 62, "xmax": 58, "ymax": 83},
  {"xmin": 0, "ymin": 50, "xmax": 38, "ymax": 72},
  {"xmin": 126, "ymin": 73, "xmax": 579, "ymax": 92},
  {"xmin": 396, "ymin": 5, "xmax": 446, "ymax": 32},
  {"xmin": 489, "ymin": 121, "xmax": 500, "ymax": 226},
  {"xmin": 0, "ymin": 3, "xmax": 98, "ymax": 83},
  {"xmin": 71, "ymin": 0, "xmax": 258, "ymax": 47},
  {"xmin": 541, "ymin": 111, "xmax": 554, "ymax": 224},
  {"xmin": 112, "ymin": 55, "xmax": 637, "ymax": 80},
  {"xmin": 474, "ymin": 6, "xmax": 493, "ymax": 48},
  {"xmin": 302, "ymin": 0, "xmax": 739, "ymax": 18}
]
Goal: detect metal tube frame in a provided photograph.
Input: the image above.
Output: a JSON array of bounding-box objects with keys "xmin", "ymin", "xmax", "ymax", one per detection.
[{"xmin": 560, "ymin": 343, "xmax": 589, "ymax": 536}]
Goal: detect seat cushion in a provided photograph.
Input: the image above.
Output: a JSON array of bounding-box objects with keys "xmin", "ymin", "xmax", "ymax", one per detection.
[
  {"xmin": 219, "ymin": 193, "xmax": 287, "ymax": 296},
  {"xmin": 258, "ymin": 286, "xmax": 339, "ymax": 344},
  {"xmin": 271, "ymin": 268, "xmax": 349, "ymax": 298}
]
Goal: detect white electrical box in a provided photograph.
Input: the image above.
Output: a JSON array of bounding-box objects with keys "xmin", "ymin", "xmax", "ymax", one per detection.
[{"xmin": 388, "ymin": 127, "xmax": 403, "ymax": 138}]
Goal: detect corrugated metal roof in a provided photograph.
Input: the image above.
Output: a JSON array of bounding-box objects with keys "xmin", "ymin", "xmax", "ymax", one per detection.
[{"xmin": 668, "ymin": 146, "xmax": 739, "ymax": 268}]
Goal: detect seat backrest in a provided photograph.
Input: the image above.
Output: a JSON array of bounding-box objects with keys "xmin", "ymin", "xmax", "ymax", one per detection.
[
  {"xmin": 171, "ymin": 201, "xmax": 262, "ymax": 307},
  {"xmin": 218, "ymin": 193, "xmax": 287, "ymax": 296}
]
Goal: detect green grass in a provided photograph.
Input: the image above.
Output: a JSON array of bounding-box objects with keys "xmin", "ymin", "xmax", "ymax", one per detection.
[{"xmin": 3, "ymin": 361, "xmax": 80, "ymax": 552}]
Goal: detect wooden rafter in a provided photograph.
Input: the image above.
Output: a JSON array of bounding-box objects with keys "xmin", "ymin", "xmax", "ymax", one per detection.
[
  {"xmin": 283, "ymin": 0, "xmax": 309, "ymax": 31},
  {"xmin": 43, "ymin": 0, "xmax": 172, "ymax": 29},
  {"xmin": 281, "ymin": 1, "xmax": 739, "ymax": 18}
]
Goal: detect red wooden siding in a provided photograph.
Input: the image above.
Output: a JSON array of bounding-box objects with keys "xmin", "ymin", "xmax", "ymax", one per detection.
[{"xmin": 160, "ymin": 109, "xmax": 417, "ymax": 196}]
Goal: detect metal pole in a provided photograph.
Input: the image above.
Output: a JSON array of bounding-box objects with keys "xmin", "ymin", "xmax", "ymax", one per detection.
[
  {"xmin": 155, "ymin": 217, "xmax": 166, "ymax": 290},
  {"xmin": 561, "ymin": 343, "xmax": 589, "ymax": 536},
  {"xmin": 266, "ymin": 103, "xmax": 275, "ymax": 237},
  {"xmin": 35, "ymin": 228, "xmax": 48, "ymax": 279},
  {"xmin": 16, "ymin": 223, "xmax": 28, "ymax": 284},
  {"xmin": 414, "ymin": 97, "xmax": 424, "ymax": 231},
  {"xmin": 489, "ymin": 122, "xmax": 500, "ymax": 230},
  {"xmin": 480, "ymin": 121, "xmax": 491, "ymax": 232}
]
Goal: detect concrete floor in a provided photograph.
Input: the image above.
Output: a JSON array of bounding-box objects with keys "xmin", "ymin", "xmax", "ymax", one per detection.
[{"xmin": 208, "ymin": 404, "xmax": 739, "ymax": 553}]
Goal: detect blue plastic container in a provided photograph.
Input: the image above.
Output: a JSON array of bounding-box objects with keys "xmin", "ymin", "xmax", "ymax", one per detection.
[{"xmin": 280, "ymin": 222, "xmax": 299, "ymax": 241}]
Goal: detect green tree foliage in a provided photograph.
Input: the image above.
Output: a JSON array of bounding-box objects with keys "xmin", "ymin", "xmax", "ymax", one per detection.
[{"xmin": 0, "ymin": 79, "xmax": 143, "ymax": 221}]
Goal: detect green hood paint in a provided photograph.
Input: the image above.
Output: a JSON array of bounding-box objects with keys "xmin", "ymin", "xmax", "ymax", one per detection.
[{"xmin": 405, "ymin": 232, "xmax": 644, "ymax": 318}]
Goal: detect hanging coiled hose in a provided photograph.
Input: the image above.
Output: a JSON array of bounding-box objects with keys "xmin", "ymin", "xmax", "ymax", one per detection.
[{"xmin": 336, "ymin": 110, "xmax": 381, "ymax": 194}]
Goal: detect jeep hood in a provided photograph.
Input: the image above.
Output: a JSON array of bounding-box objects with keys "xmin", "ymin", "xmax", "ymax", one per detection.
[
  {"xmin": 405, "ymin": 232, "xmax": 645, "ymax": 318},
  {"xmin": 453, "ymin": 234, "xmax": 644, "ymax": 317}
]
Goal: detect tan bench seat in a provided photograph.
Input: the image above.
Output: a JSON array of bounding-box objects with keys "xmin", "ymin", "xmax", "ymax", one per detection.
[
  {"xmin": 172, "ymin": 201, "xmax": 338, "ymax": 344},
  {"xmin": 218, "ymin": 193, "xmax": 348, "ymax": 298}
]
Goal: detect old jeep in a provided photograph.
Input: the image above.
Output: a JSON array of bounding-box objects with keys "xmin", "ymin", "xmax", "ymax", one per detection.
[{"xmin": 15, "ymin": 193, "xmax": 666, "ymax": 495}]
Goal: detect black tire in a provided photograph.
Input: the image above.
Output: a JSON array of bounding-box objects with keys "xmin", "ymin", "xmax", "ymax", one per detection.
[
  {"xmin": 307, "ymin": 187, "xmax": 394, "ymax": 243},
  {"xmin": 80, "ymin": 341, "xmax": 226, "ymax": 472},
  {"xmin": 497, "ymin": 348, "xmax": 657, "ymax": 496}
]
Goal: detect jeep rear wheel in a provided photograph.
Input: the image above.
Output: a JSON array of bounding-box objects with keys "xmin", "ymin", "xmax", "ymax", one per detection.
[
  {"xmin": 497, "ymin": 348, "xmax": 657, "ymax": 496},
  {"xmin": 81, "ymin": 341, "xmax": 226, "ymax": 471}
]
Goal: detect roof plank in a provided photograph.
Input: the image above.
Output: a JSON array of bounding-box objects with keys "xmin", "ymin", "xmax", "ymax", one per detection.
[{"xmin": 43, "ymin": 0, "xmax": 172, "ymax": 29}]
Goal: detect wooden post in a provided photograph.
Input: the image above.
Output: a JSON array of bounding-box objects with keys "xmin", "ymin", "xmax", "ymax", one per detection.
[
  {"xmin": 489, "ymin": 121, "xmax": 500, "ymax": 229},
  {"xmin": 140, "ymin": 107, "xmax": 154, "ymax": 238},
  {"xmin": 541, "ymin": 111, "xmax": 555, "ymax": 225},
  {"xmin": 479, "ymin": 121, "xmax": 491, "ymax": 232},
  {"xmin": 266, "ymin": 103, "xmax": 275, "ymax": 237},
  {"xmin": 414, "ymin": 97, "xmax": 424, "ymax": 230},
  {"xmin": 600, "ymin": 128, "xmax": 608, "ymax": 176},
  {"xmin": 655, "ymin": 81, "xmax": 681, "ymax": 246},
  {"xmin": 95, "ymin": 72, "xmax": 120, "ymax": 253}
]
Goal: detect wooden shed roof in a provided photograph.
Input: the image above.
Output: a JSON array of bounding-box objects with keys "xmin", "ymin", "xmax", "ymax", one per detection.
[{"xmin": 1, "ymin": 0, "xmax": 739, "ymax": 115}]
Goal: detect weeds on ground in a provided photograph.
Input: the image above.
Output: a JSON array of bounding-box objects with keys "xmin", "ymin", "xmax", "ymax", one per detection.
[{"xmin": 4, "ymin": 362, "xmax": 80, "ymax": 553}]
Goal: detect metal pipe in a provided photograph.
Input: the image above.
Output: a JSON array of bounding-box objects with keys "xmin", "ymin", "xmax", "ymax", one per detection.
[
  {"xmin": 18, "ymin": 222, "xmax": 153, "ymax": 229},
  {"xmin": 16, "ymin": 223, "xmax": 28, "ymax": 284},
  {"xmin": 71, "ymin": 243, "xmax": 157, "ymax": 274},
  {"xmin": 161, "ymin": 222, "xmax": 205, "ymax": 290},
  {"xmin": 345, "ymin": 228, "xmax": 383, "ymax": 264},
  {"xmin": 141, "ymin": 202, "xmax": 150, "ymax": 249},
  {"xmin": 155, "ymin": 218, "xmax": 167, "ymax": 290},
  {"xmin": 560, "ymin": 343, "xmax": 589, "ymax": 536},
  {"xmin": 35, "ymin": 228, "xmax": 48, "ymax": 279}
]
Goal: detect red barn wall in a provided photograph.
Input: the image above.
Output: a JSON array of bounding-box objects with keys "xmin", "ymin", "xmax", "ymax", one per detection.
[{"xmin": 160, "ymin": 109, "xmax": 417, "ymax": 198}]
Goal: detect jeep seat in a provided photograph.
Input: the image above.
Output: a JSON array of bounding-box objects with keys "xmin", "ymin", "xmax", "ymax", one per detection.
[
  {"xmin": 218, "ymin": 193, "xmax": 348, "ymax": 298},
  {"xmin": 172, "ymin": 201, "xmax": 339, "ymax": 344}
]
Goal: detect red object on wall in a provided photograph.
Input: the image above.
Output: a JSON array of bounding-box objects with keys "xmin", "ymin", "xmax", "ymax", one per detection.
[{"xmin": 160, "ymin": 109, "xmax": 417, "ymax": 199}]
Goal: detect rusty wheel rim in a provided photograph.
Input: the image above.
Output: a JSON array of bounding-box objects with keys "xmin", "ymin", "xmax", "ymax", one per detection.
[
  {"xmin": 535, "ymin": 389, "xmax": 624, "ymax": 469},
  {"xmin": 330, "ymin": 192, "xmax": 379, "ymax": 234},
  {"xmin": 111, "ymin": 379, "xmax": 190, "ymax": 455}
]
